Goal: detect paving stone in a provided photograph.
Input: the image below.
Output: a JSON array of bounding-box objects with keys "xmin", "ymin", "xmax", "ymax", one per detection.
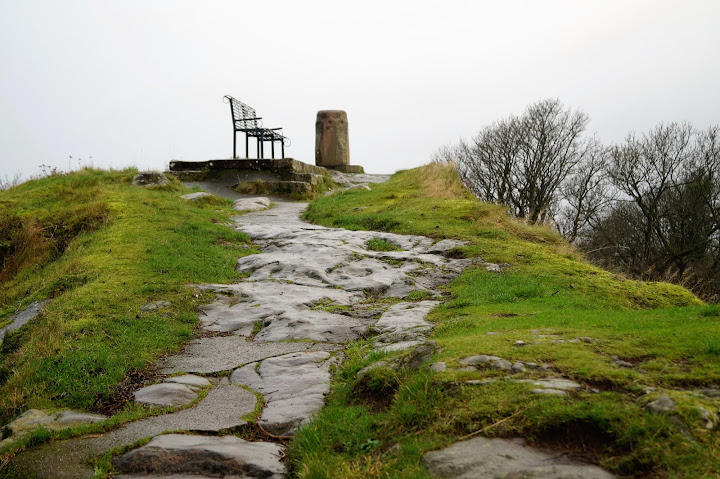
[
  {"xmin": 132, "ymin": 171, "xmax": 168, "ymax": 187},
  {"xmin": 140, "ymin": 300, "xmax": 171, "ymax": 311},
  {"xmin": 232, "ymin": 196, "xmax": 271, "ymax": 212},
  {"xmin": 512, "ymin": 361, "xmax": 526, "ymax": 373},
  {"xmin": 695, "ymin": 406, "xmax": 716, "ymax": 429},
  {"xmin": 374, "ymin": 301, "xmax": 438, "ymax": 335},
  {"xmin": 113, "ymin": 434, "xmax": 285, "ymax": 478},
  {"xmin": 10, "ymin": 382, "xmax": 259, "ymax": 477},
  {"xmin": 118, "ymin": 383, "xmax": 256, "ymax": 438},
  {"xmin": 514, "ymin": 378, "xmax": 582, "ymax": 391},
  {"xmin": 231, "ymin": 351, "xmax": 333, "ymax": 436},
  {"xmin": 0, "ymin": 408, "xmax": 107, "ymax": 448},
  {"xmin": 180, "ymin": 192, "xmax": 212, "ymax": 201},
  {"xmin": 357, "ymin": 360, "xmax": 390, "ymax": 377},
  {"xmin": 232, "ymin": 202, "xmax": 470, "ymax": 296},
  {"xmin": 376, "ymin": 340, "xmax": 423, "ymax": 353},
  {"xmin": 423, "ymin": 436, "xmax": 616, "ymax": 478},
  {"xmin": 490, "ymin": 359, "xmax": 513, "ymax": 371},
  {"xmin": 429, "ymin": 362, "xmax": 447, "ymax": 372},
  {"xmin": 466, "ymin": 378, "xmax": 498, "ymax": 385},
  {"xmin": 647, "ymin": 395, "xmax": 676, "ymax": 414},
  {"xmin": 134, "ymin": 383, "xmax": 197, "ymax": 407},
  {"xmin": 459, "ymin": 355, "xmax": 501, "ymax": 365},
  {"xmin": 0, "ymin": 299, "xmax": 50, "ymax": 343},
  {"xmin": 196, "ymin": 281, "xmax": 365, "ymax": 342},
  {"xmin": 398, "ymin": 341, "xmax": 439, "ymax": 370},
  {"xmin": 696, "ymin": 386, "xmax": 720, "ymax": 398},
  {"xmin": 164, "ymin": 374, "xmax": 211, "ymax": 389},
  {"xmin": 327, "ymin": 170, "xmax": 391, "ymax": 187},
  {"xmin": 158, "ymin": 335, "xmax": 339, "ymax": 374},
  {"xmin": 612, "ymin": 356, "xmax": 634, "ymax": 368},
  {"xmin": 423, "ymin": 239, "xmax": 467, "ymax": 255},
  {"xmin": 53, "ymin": 410, "xmax": 108, "ymax": 425}
]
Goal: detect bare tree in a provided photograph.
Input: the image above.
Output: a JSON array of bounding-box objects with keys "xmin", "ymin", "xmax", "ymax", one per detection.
[
  {"xmin": 455, "ymin": 99, "xmax": 592, "ymax": 224},
  {"xmin": 585, "ymin": 123, "xmax": 720, "ymax": 301},
  {"xmin": 456, "ymin": 115, "xmax": 520, "ymax": 209},
  {"xmin": 557, "ymin": 139, "xmax": 610, "ymax": 243}
]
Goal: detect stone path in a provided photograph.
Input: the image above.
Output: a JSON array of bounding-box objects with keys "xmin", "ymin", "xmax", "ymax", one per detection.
[
  {"xmin": 8, "ymin": 176, "xmax": 473, "ymax": 478},
  {"xmin": 7, "ymin": 175, "xmax": 617, "ymax": 478}
]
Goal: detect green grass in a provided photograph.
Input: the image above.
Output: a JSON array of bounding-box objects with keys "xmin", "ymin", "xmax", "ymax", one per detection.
[
  {"xmin": 365, "ymin": 237, "xmax": 402, "ymax": 252},
  {"xmin": 0, "ymin": 169, "xmax": 258, "ymax": 430},
  {"xmin": 292, "ymin": 163, "xmax": 719, "ymax": 479}
]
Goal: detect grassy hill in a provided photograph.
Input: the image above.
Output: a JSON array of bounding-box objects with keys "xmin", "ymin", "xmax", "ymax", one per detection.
[
  {"xmin": 0, "ymin": 169, "xmax": 256, "ymax": 430},
  {"xmin": 292, "ymin": 163, "xmax": 720, "ymax": 478},
  {"xmin": 1, "ymin": 165, "xmax": 719, "ymax": 478}
]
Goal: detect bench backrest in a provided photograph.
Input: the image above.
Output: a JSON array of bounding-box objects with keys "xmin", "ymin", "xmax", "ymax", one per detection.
[{"xmin": 224, "ymin": 95, "xmax": 261, "ymax": 130}]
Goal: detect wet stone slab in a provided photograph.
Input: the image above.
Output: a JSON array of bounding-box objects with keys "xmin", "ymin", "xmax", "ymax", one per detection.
[
  {"xmin": 232, "ymin": 202, "xmax": 471, "ymax": 297},
  {"xmin": 158, "ymin": 335, "xmax": 339, "ymax": 374},
  {"xmin": 231, "ymin": 351, "xmax": 335, "ymax": 437},
  {"xmin": 113, "ymin": 433, "xmax": 285, "ymax": 479},
  {"xmin": 197, "ymin": 281, "xmax": 367, "ymax": 343},
  {"xmin": 0, "ymin": 299, "xmax": 50, "ymax": 343},
  {"xmin": 423, "ymin": 436, "xmax": 616, "ymax": 478}
]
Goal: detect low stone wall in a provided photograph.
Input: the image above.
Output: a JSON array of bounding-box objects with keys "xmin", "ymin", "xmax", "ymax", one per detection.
[{"xmin": 166, "ymin": 158, "xmax": 335, "ymax": 199}]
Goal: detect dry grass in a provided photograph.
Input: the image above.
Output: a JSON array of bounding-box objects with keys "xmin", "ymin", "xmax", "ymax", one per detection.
[{"xmin": 416, "ymin": 162, "xmax": 472, "ymax": 199}]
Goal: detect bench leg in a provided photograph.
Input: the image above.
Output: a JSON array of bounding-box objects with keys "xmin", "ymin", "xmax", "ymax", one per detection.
[
  {"xmin": 281, "ymin": 142, "xmax": 285, "ymax": 158},
  {"xmin": 245, "ymin": 134, "xmax": 249, "ymax": 158},
  {"xmin": 271, "ymin": 141, "xmax": 275, "ymax": 159},
  {"xmin": 233, "ymin": 131, "xmax": 237, "ymax": 159}
]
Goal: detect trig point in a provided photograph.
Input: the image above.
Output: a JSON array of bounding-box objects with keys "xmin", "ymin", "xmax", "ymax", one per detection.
[{"xmin": 315, "ymin": 110, "xmax": 364, "ymax": 173}]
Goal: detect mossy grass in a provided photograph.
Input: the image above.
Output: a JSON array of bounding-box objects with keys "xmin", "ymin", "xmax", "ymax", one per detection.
[
  {"xmin": 0, "ymin": 168, "xmax": 258, "ymax": 432},
  {"xmin": 293, "ymin": 163, "xmax": 719, "ymax": 478}
]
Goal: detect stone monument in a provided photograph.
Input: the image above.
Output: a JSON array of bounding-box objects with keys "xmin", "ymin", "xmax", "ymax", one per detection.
[{"xmin": 315, "ymin": 110, "xmax": 363, "ymax": 173}]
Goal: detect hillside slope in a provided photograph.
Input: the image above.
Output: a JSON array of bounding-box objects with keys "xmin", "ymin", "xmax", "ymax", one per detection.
[
  {"xmin": 0, "ymin": 169, "xmax": 256, "ymax": 429},
  {"xmin": 293, "ymin": 164, "xmax": 720, "ymax": 478}
]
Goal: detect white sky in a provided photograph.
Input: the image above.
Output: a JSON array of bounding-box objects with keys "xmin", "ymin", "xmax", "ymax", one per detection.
[{"xmin": 1, "ymin": 0, "xmax": 719, "ymax": 179}]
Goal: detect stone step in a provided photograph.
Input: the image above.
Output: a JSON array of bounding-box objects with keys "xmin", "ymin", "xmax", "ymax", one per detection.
[{"xmin": 113, "ymin": 434, "xmax": 285, "ymax": 478}]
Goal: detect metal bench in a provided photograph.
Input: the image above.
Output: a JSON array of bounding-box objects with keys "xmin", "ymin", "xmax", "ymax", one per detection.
[{"xmin": 223, "ymin": 95, "xmax": 290, "ymax": 159}]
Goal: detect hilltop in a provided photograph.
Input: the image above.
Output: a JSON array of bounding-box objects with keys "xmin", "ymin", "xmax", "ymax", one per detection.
[{"xmin": 0, "ymin": 165, "xmax": 718, "ymax": 478}]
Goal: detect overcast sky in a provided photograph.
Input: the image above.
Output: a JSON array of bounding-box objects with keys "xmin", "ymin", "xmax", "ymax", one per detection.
[{"xmin": 1, "ymin": 1, "xmax": 719, "ymax": 180}]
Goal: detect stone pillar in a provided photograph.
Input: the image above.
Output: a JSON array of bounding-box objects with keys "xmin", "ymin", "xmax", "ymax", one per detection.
[{"xmin": 315, "ymin": 110, "xmax": 349, "ymax": 167}]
